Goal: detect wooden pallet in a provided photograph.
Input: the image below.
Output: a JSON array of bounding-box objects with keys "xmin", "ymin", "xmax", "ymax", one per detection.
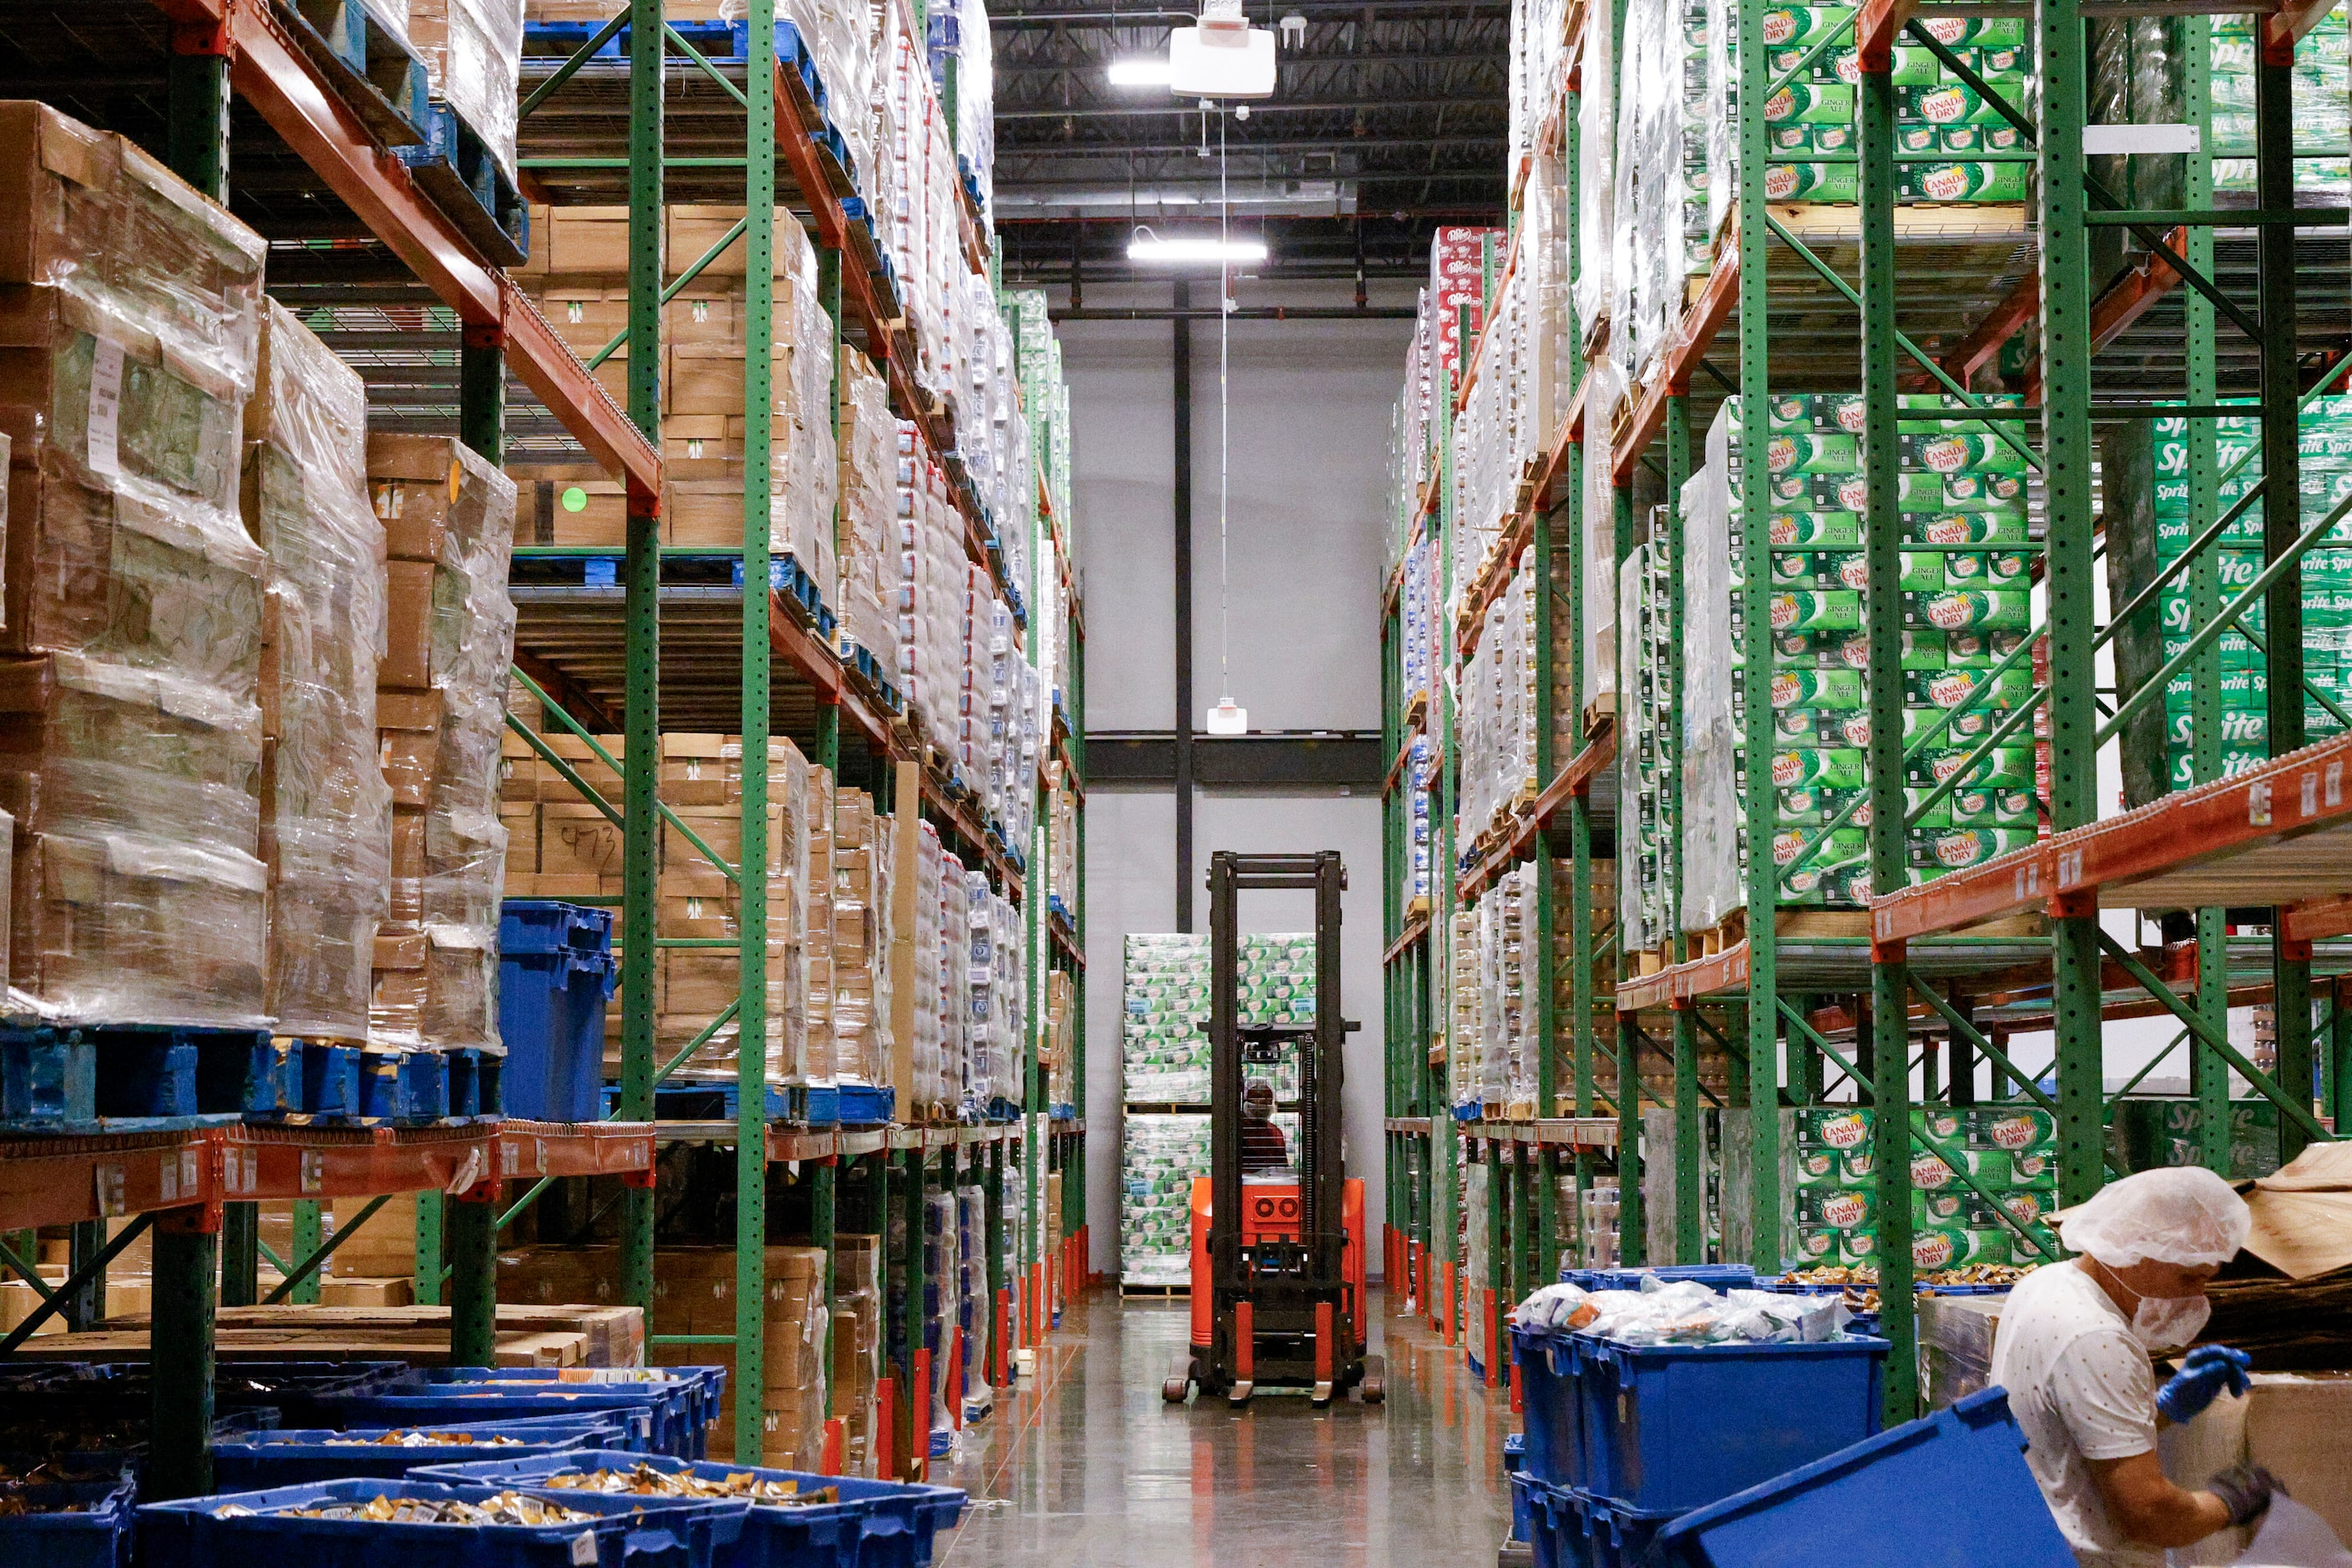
[{"xmin": 1119, "ymin": 1282, "xmax": 1188, "ymax": 1298}]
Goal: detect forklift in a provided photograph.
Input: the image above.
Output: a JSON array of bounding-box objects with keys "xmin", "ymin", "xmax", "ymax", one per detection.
[{"xmin": 1163, "ymin": 851, "xmax": 1383, "ymax": 1409}]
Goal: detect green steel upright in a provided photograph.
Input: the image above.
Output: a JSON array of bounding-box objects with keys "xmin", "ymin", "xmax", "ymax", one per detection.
[
  {"xmin": 1662, "ymin": 395, "xmax": 1701, "ymax": 1265},
  {"xmin": 1857, "ymin": 44, "xmax": 1915, "ymax": 1421},
  {"xmin": 619, "ymin": 0, "xmax": 665, "ymax": 1322},
  {"xmin": 1733, "ymin": 0, "xmax": 1779, "ymax": 1275},
  {"xmin": 2183, "ymin": 18, "xmax": 2233, "ymax": 1178},
  {"xmin": 2035, "ymin": 0, "xmax": 2107, "ymax": 1213},
  {"xmin": 2255, "ymin": 13, "xmax": 2314, "ymax": 1166},
  {"xmin": 736, "ymin": 0, "xmax": 781, "ymax": 1460}
]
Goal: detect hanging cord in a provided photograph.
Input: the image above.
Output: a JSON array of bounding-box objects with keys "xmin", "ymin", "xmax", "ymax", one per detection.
[{"xmin": 1217, "ymin": 108, "xmax": 1232, "ymax": 712}]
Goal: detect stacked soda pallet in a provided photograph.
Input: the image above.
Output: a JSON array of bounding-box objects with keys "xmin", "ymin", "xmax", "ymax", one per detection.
[{"xmin": 1117, "ymin": 933, "xmax": 1310, "ymax": 1290}]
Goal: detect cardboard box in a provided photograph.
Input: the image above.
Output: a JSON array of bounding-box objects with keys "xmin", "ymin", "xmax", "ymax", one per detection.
[
  {"xmin": 539, "ymin": 734, "xmax": 624, "ymax": 804},
  {"xmin": 660, "ymin": 733, "xmax": 731, "ymax": 805}
]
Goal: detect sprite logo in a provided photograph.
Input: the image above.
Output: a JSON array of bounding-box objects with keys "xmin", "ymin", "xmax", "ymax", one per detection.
[
  {"xmin": 1821, "ymin": 1192, "xmax": 1869, "ymax": 1228},
  {"xmin": 1984, "ymin": 1115, "xmax": 2039, "ymax": 1150},
  {"xmin": 1819, "ymin": 1110, "xmax": 1870, "ymax": 1149},
  {"xmin": 1917, "ymin": 87, "xmax": 1973, "ymax": 124},
  {"xmin": 1913, "ymin": 1232, "xmax": 1958, "ymax": 1269}
]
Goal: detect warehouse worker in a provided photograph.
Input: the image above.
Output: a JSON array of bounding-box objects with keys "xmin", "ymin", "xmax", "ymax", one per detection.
[
  {"xmin": 1240, "ymin": 1080, "xmax": 1289, "ymax": 1173},
  {"xmin": 1990, "ymin": 1166, "xmax": 2279, "ymax": 1565}
]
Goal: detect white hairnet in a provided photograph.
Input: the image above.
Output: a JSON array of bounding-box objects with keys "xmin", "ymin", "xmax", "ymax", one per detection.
[{"xmin": 2056, "ymin": 1166, "xmax": 2251, "ymax": 1268}]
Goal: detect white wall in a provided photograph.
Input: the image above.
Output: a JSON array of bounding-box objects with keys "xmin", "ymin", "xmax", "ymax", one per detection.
[{"xmin": 1064, "ymin": 277, "xmax": 1415, "ymax": 1277}]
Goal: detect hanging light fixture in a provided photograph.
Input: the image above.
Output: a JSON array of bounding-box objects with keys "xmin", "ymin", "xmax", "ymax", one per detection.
[{"xmin": 1126, "ymin": 227, "xmax": 1269, "ymax": 264}]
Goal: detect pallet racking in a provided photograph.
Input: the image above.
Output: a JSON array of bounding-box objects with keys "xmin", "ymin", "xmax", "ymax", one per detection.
[
  {"xmin": 1384, "ymin": 0, "xmax": 2349, "ymax": 1419},
  {"xmin": 0, "ymin": 0, "xmax": 1086, "ymax": 1490}
]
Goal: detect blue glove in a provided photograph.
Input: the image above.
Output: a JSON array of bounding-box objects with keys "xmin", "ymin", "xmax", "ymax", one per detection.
[{"xmin": 2157, "ymin": 1345, "xmax": 2252, "ymax": 1424}]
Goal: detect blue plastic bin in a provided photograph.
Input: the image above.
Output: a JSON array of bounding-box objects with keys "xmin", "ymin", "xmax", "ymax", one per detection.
[
  {"xmin": 1560, "ymin": 1264, "xmax": 1757, "ymax": 1293},
  {"xmin": 1510, "ymin": 1325, "xmax": 1585, "ymax": 1489},
  {"xmin": 210, "ymin": 1415, "xmax": 615, "ymax": 1488},
  {"xmin": 0, "ymin": 1475, "xmax": 135, "ymax": 1568},
  {"xmin": 308, "ymin": 1386, "xmax": 670, "ymax": 1454},
  {"xmin": 1654, "ymin": 1388, "xmax": 2075, "ymax": 1567},
  {"xmin": 1571, "ymin": 1332, "xmax": 1889, "ymax": 1512},
  {"xmin": 422, "ymin": 1368, "xmax": 726, "ymax": 1457},
  {"xmin": 412, "ymin": 1449, "xmax": 969, "ymax": 1568},
  {"xmin": 1504, "ymin": 1435, "xmax": 1530, "ymax": 1543},
  {"xmin": 498, "ymin": 903, "xmax": 617, "ymax": 1122},
  {"xmin": 137, "ymin": 1476, "xmax": 741, "ymax": 1568}
]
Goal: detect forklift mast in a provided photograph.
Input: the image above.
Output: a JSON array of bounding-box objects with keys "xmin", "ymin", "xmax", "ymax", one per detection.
[{"xmin": 1172, "ymin": 849, "xmax": 1378, "ymax": 1407}]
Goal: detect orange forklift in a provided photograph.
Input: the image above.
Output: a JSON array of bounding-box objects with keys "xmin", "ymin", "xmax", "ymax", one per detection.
[{"xmin": 1162, "ymin": 851, "xmax": 1382, "ymax": 1409}]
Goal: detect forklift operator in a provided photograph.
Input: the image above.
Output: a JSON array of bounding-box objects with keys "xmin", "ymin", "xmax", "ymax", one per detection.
[{"xmin": 1240, "ymin": 1080, "xmax": 1289, "ymax": 1174}]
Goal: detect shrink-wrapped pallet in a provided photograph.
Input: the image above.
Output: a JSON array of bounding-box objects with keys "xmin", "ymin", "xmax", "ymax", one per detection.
[
  {"xmin": 0, "ymin": 101, "xmax": 270, "ymax": 1028},
  {"xmin": 244, "ymin": 301, "xmax": 392, "ymax": 1040}
]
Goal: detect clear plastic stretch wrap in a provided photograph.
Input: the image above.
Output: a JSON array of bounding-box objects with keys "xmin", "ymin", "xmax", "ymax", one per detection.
[
  {"xmin": 1679, "ymin": 453, "xmax": 1740, "ymax": 933},
  {"xmin": 245, "ymin": 301, "xmax": 393, "ymax": 1040},
  {"xmin": 828, "ymin": 787, "xmax": 888, "ymax": 1086},
  {"xmin": 1581, "ymin": 358, "xmax": 1624, "ymax": 712},
  {"xmin": 407, "ymin": 0, "xmax": 525, "ymax": 180},
  {"xmin": 367, "ymin": 432, "xmax": 518, "ymax": 1052},
  {"xmin": 781, "ymin": 0, "xmax": 878, "ymax": 200},
  {"xmin": 1616, "ymin": 547, "xmax": 1651, "ymax": 953},
  {"xmin": 803, "ymin": 761, "xmax": 837, "ymax": 1077},
  {"xmin": 1575, "ymin": 0, "xmax": 1616, "ymax": 336},
  {"xmin": 837, "ymin": 355, "xmax": 900, "ymax": 671},
  {"xmin": 0, "ymin": 101, "xmax": 272, "ymax": 1028}
]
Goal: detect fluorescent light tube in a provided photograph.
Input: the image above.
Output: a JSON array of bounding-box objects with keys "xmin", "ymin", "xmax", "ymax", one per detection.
[
  {"xmin": 1108, "ymin": 56, "xmax": 1174, "ymax": 85},
  {"xmin": 1128, "ymin": 235, "xmax": 1269, "ymax": 264}
]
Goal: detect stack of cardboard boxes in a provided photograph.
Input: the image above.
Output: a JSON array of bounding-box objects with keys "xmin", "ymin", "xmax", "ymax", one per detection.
[
  {"xmin": 832, "ymin": 1234, "xmax": 883, "ymax": 1477},
  {"xmin": 647, "ymin": 1246, "xmax": 829, "ymax": 1465},
  {"xmin": 367, "ymin": 432, "xmax": 518, "ymax": 1054},
  {"xmin": 0, "ymin": 101, "xmax": 272, "ymax": 1026},
  {"xmin": 513, "ymin": 204, "xmax": 835, "ymax": 589},
  {"xmin": 244, "ymin": 301, "xmax": 392, "ymax": 1041}
]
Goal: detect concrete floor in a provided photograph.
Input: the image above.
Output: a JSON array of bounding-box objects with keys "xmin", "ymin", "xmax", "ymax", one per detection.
[{"xmin": 932, "ymin": 1287, "xmax": 1515, "ymax": 1566}]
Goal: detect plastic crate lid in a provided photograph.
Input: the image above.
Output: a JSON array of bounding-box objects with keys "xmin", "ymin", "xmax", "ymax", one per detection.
[{"xmin": 1652, "ymin": 1388, "xmax": 2075, "ymax": 1567}]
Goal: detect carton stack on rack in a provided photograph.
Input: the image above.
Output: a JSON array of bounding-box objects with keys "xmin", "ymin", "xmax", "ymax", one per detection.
[
  {"xmin": 0, "ymin": 101, "xmax": 272, "ymax": 1027},
  {"xmin": 367, "ymin": 433, "xmax": 518, "ymax": 1055},
  {"xmin": 645, "ymin": 737, "xmax": 816, "ymax": 1090},
  {"xmin": 828, "ymin": 787, "xmax": 893, "ymax": 1090},
  {"xmin": 646, "ymin": 1246, "xmax": 827, "ymax": 1465},
  {"xmin": 837, "ymin": 357, "xmax": 901, "ymax": 687},
  {"xmin": 2147, "ymin": 400, "xmax": 2352, "ymax": 791},
  {"xmin": 832, "ymin": 1234, "xmax": 883, "ymax": 1477},
  {"xmin": 1043, "ymin": 969, "xmax": 1075, "ymax": 1110},
  {"xmin": 2210, "ymin": 5, "xmax": 2349, "ymax": 195},
  {"xmin": 244, "ymin": 303, "xmax": 393, "ymax": 1043},
  {"xmin": 515, "ymin": 205, "xmax": 836, "ymax": 585},
  {"xmin": 1669, "ymin": 392, "xmax": 2041, "ymax": 944},
  {"xmin": 407, "ymin": 0, "xmax": 525, "ymax": 181},
  {"xmin": 1783, "ymin": 1105, "xmax": 2060, "ymax": 1270}
]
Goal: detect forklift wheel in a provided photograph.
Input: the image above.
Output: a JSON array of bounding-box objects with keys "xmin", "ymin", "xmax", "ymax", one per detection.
[
  {"xmin": 1162, "ymin": 1376, "xmax": 1191, "ymax": 1404},
  {"xmin": 1359, "ymin": 1355, "xmax": 1386, "ymax": 1404}
]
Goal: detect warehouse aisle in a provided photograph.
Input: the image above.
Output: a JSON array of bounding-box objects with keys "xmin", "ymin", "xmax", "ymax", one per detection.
[{"xmin": 934, "ymin": 1290, "xmax": 1514, "ymax": 1566}]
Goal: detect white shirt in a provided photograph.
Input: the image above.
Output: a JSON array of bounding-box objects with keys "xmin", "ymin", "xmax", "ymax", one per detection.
[{"xmin": 1990, "ymin": 1260, "xmax": 2163, "ymax": 1568}]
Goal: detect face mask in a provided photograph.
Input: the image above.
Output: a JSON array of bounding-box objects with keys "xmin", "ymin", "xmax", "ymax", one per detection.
[
  {"xmin": 2127, "ymin": 1293, "xmax": 2211, "ymax": 1353},
  {"xmin": 2102, "ymin": 1262, "xmax": 2212, "ymax": 1351}
]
